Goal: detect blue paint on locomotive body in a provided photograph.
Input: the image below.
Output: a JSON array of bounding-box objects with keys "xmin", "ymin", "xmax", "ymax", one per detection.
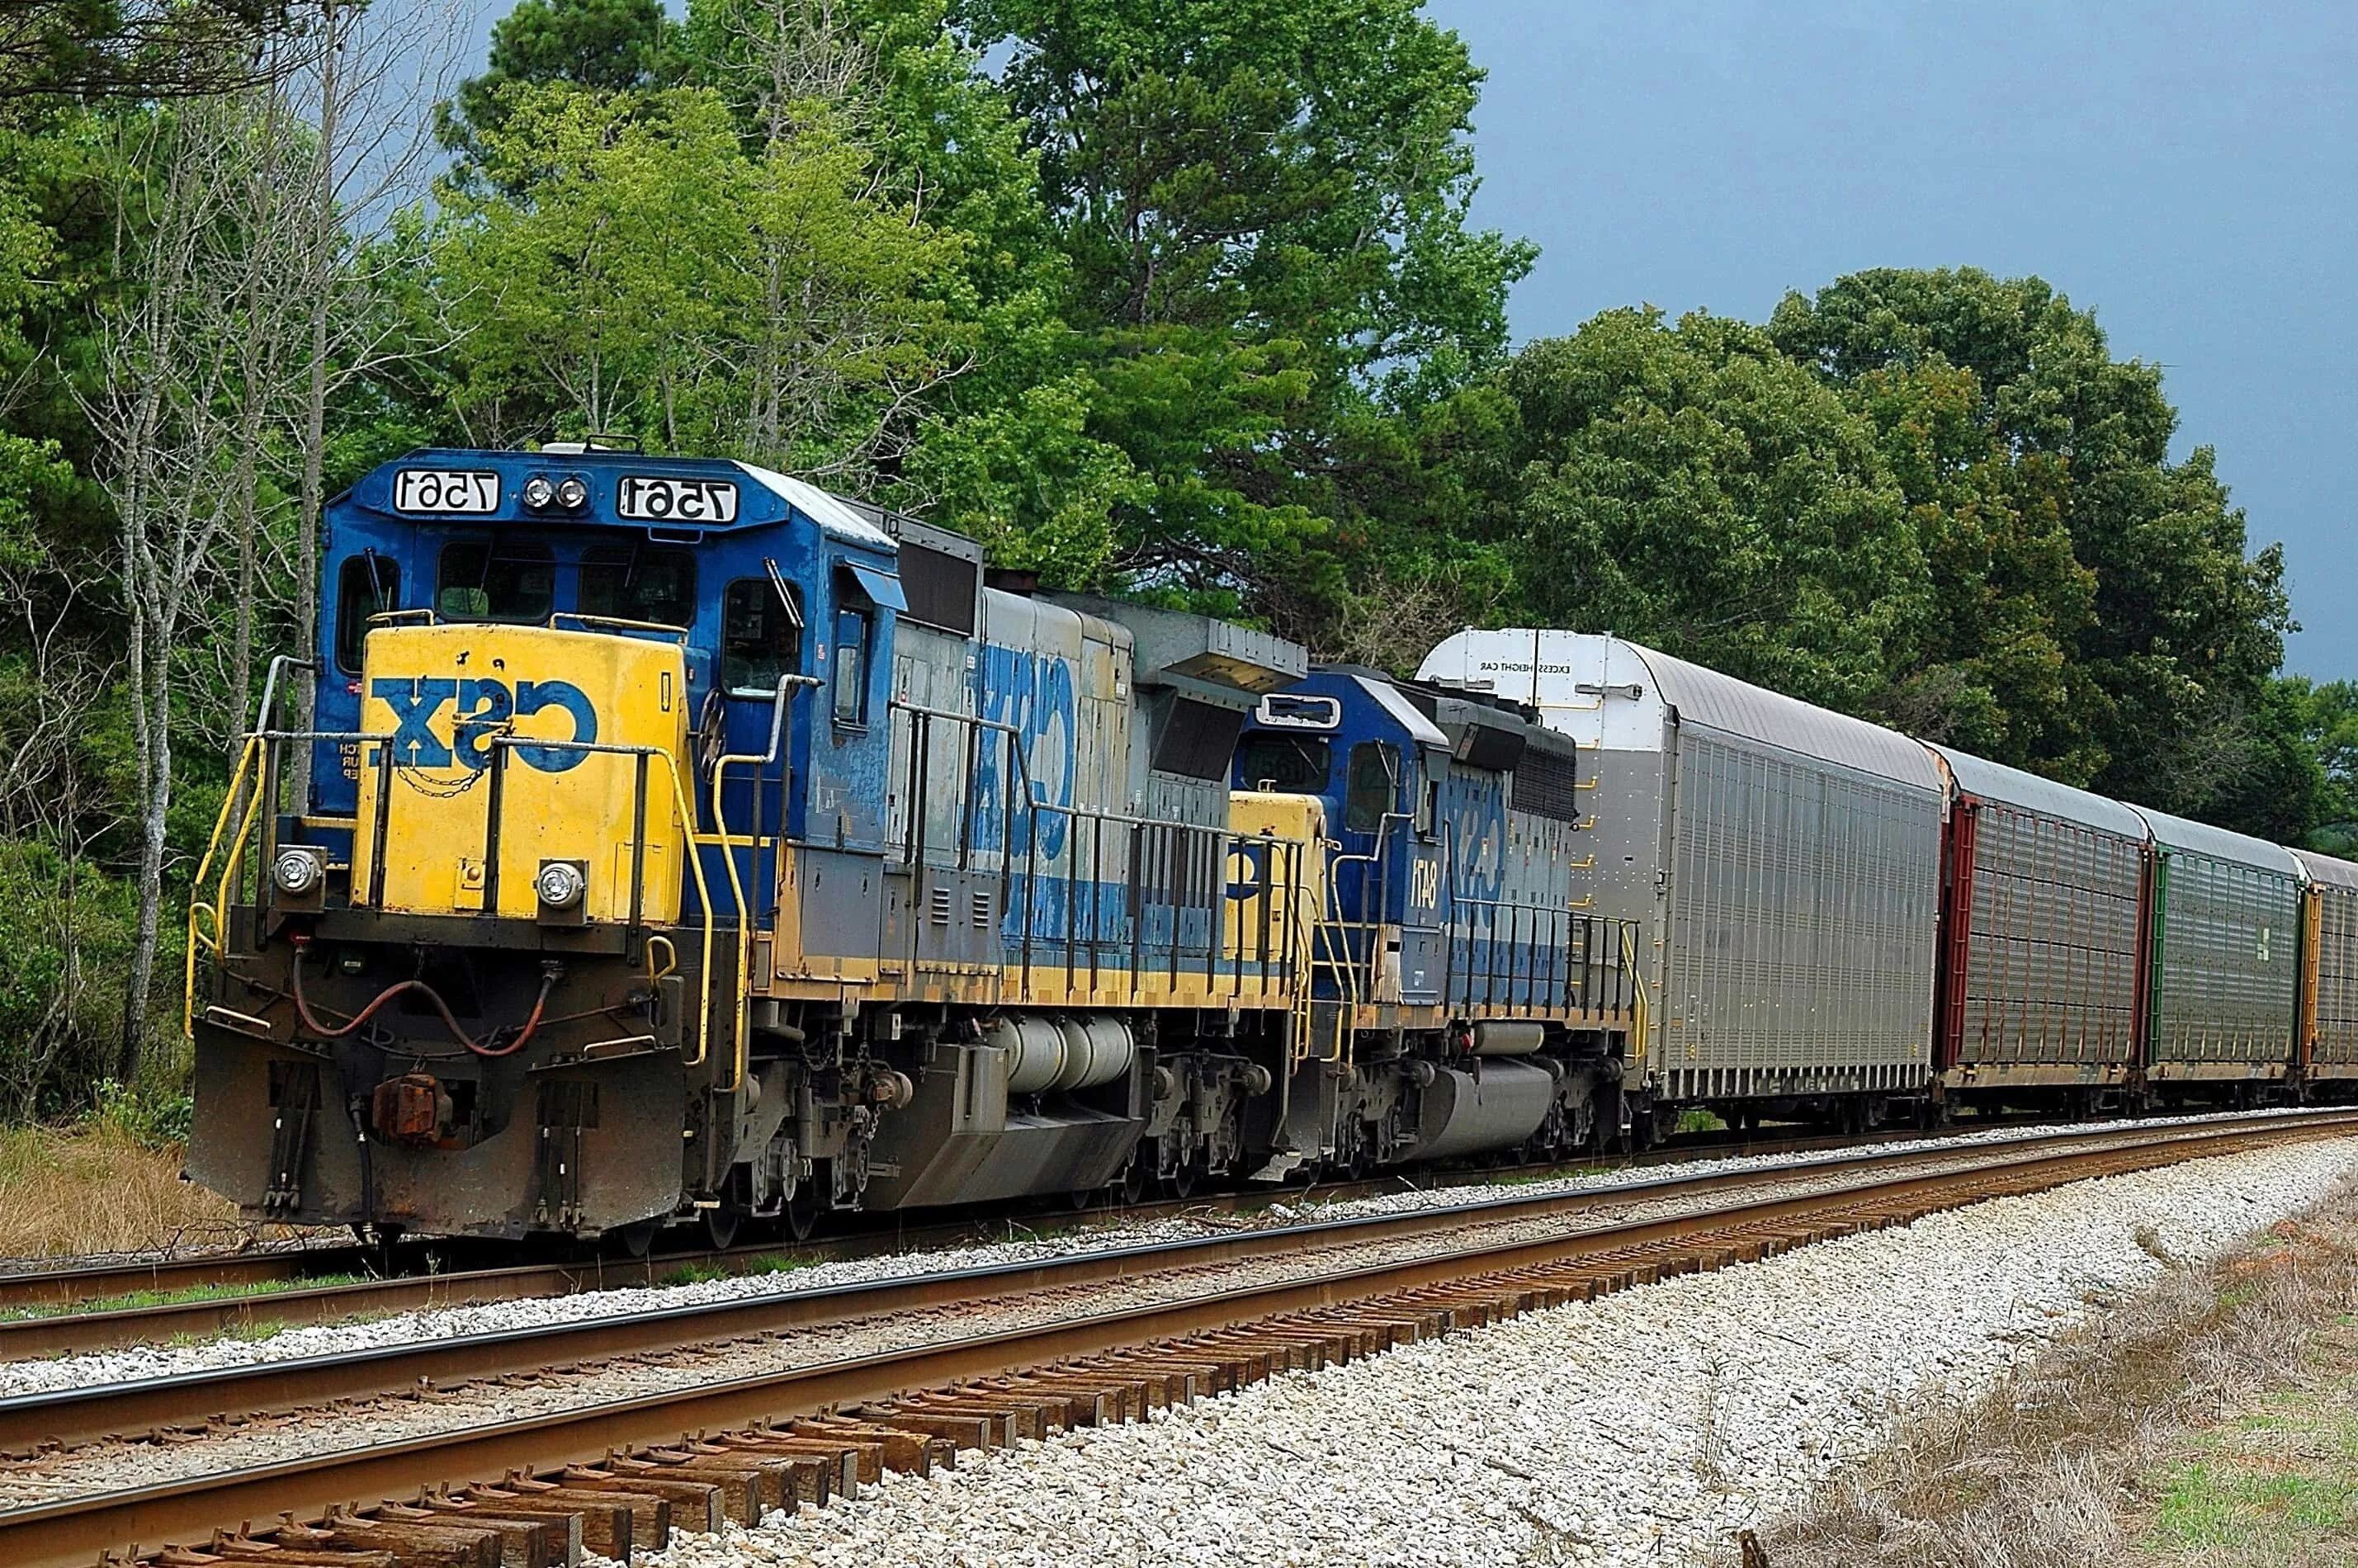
[{"xmin": 1236, "ymin": 667, "xmax": 1594, "ymax": 1017}]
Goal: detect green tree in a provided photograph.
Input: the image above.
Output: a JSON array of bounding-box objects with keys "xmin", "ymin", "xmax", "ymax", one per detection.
[
  {"xmin": 1488, "ymin": 307, "xmax": 1927, "ymax": 711},
  {"xmin": 953, "ymin": 0, "xmax": 1533, "ymax": 632},
  {"xmin": 2279, "ymin": 676, "xmax": 2358, "ymax": 849},
  {"xmin": 1769, "ymin": 267, "xmax": 2294, "ymax": 824},
  {"xmin": 436, "ymin": 82, "xmax": 963, "ymax": 468},
  {"xmin": 0, "ymin": 0, "xmax": 292, "ymax": 101},
  {"xmin": 442, "ymin": 0, "xmax": 674, "ymax": 158}
]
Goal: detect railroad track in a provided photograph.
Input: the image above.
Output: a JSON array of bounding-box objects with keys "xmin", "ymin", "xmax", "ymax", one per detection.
[
  {"xmin": 0, "ymin": 1118, "xmax": 2039, "ymax": 1358},
  {"xmin": 1, "ymin": 1107, "xmax": 2351, "ymax": 1567}
]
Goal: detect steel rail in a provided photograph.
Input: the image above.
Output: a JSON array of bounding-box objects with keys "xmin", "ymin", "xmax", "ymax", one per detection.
[
  {"xmin": 1, "ymin": 1110, "xmax": 2348, "ymax": 1455},
  {"xmin": 0, "ymin": 1104, "xmax": 2275, "ymax": 1322},
  {"xmin": 0, "ymin": 1110, "xmax": 2348, "ymax": 1568},
  {"xmin": 0, "ymin": 1117, "xmax": 2013, "ymax": 1323}
]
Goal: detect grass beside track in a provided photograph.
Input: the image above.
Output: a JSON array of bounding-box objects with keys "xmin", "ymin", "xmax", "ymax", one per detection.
[
  {"xmin": 0, "ymin": 1274, "xmax": 371, "ymax": 1325},
  {"xmin": 0, "ymin": 1121, "xmax": 258, "ymax": 1259},
  {"xmin": 1756, "ymin": 1173, "xmax": 2358, "ymax": 1568}
]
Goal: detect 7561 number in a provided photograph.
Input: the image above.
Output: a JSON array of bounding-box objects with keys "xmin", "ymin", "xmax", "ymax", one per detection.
[{"xmin": 393, "ymin": 469, "xmax": 499, "ymax": 513}]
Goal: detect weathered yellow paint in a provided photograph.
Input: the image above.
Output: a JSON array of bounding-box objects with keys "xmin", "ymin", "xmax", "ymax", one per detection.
[
  {"xmin": 1225, "ymin": 790, "xmax": 1327, "ymax": 969},
  {"xmin": 351, "ymin": 623, "xmax": 690, "ymax": 923}
]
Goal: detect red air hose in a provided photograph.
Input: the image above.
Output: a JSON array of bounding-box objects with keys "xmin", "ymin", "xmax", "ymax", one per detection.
[{"xmin": 291, "ymin": 941, "xmax": 555, "ymax": 1059}]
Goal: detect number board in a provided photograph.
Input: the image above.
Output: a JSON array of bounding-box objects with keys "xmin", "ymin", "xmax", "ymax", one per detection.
[
  {"xmin": 392, "ymin": 468, "xmax": 500, "ymax": 514},
  {"xmin": 617, "ymin": 475, "xmax": 739, "ymax": 524}
]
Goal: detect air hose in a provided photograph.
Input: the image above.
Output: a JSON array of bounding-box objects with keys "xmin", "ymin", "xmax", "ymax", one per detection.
[{"xmin": 290, "ymin": 939, "xmax": 556, "ymax": 1059}]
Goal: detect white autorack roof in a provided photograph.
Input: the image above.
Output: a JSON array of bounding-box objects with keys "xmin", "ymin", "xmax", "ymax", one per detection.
[
  {"xmin": 1923, "ymin": 744, "xmax": 2148, "ymax": 839},
  {"xmin": 2130, "ymin": 803, "xmax": 2302, "ymax": 877},
  {"xmin": 1418, "ymin": 629, "xmax": 1941, "ymax": 791}
]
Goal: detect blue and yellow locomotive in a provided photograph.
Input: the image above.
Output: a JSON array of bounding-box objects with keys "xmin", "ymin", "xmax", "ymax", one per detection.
[{"xmin": 188, "ymin": 446, "xmax": 1633, "ymax": 1246}]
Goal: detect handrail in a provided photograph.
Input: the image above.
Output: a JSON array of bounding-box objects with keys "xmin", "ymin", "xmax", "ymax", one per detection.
[
  {"xmin": 1620, "ymin": 922, "xmax": 1651, "ymax": 1073},
  {"xmin": 546, "ymin": 612, "xmax": 690, "ymax": 641},
  {"xmin": 183, "ymin": 658, "xmax": 314, "ymax": 1037},
  {"xmin": 253, "ymin": 655, "xmax": 312, "ymax": 734},
  {"xmin": 187, "ymin": 720, "xmax": 721, "ymax": 1065},
  {"xmin": 185, "ymin": 734, "xmax": 264, "ymax": 1037},
  {"xmin": 708, "ymin": 674, "xmax": 820, "ymax": 1093}
]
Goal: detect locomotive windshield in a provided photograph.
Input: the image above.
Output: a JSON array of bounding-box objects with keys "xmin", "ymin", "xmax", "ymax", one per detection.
[
  {"xmin": 436, "ymin": 538, "xmax": 555, "ymax": 622},
  {"xmin": 1237, "ymin": 731, "xmax": 1330, "ymax": 793},
  {"xmin": 579, "ymin": 543, "xmax": 696, "ymax": 626}
]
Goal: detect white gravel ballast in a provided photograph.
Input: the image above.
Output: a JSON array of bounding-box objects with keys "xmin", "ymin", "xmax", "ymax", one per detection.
[
  {"xmin": 620, "ymin": 1137, "xmax": 2358, "ymax": 1568},
  {"xmin": 0, "ymin": 1109, "xmax": 2302, "ymax": 1396}
]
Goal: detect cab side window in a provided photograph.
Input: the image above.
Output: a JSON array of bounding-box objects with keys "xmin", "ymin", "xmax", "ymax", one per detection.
[
  {"xmin": 334, "ymin": 552, "xmax": 400, "ymax": 673},
  {"xmin": 1344, "ymin": 742, "xmax": 1399, "ymax": 834},
  {"xmin": 721, "ymin": 578, "xmax": 802, "ymax": 697},
  {"xmin": 832, "ymin": 606, "xmax": 871, "ymax": 726}
]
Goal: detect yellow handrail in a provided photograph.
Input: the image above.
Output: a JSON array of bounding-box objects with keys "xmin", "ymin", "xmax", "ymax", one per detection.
[
  {"xmin": 183, "ymin": 734, "xmax": 266, "ymax": 1037},
  {"xmin": 1619, "ymin": 922, "xmax": 1651, "ymax": 1073},
  {"xmin": 644, "ymin": 750, "xmax": 722, "ymax": 1074},
  {"xmin": 702, "ymin": 676, "xmax": 810, "ymax": 1094},
  {"xmin": 702, "ymin": 753, "xmax": 758, "ymax": 1094}
]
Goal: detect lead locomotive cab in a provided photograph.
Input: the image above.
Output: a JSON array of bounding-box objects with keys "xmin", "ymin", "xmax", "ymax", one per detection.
[
  {"xmin": 187, "ymin": 446, "xmax": 919, "ymax": 1244},
  {"xmin": 185, "ymin": 446, "xmax": 1322, "ymax": 1247}
]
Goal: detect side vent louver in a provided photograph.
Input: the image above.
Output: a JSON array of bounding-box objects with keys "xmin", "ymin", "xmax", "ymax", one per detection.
[
  {"xmin": 928, "ymin": 886, "xmax": 952, "ymax": 926},
  {"xmin": 971, "ymin": 890, "xmax": 993, "ymax": 928}
]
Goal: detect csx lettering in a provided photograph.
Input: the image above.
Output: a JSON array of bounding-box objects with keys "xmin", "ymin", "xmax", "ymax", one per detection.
[
  {"xmin": 972, "ymin": 645, "xmax": 1077, "ymax": 859},
  {"xmin": 370, "ymin": 677, "xmax": 598, "ymax": 773}
]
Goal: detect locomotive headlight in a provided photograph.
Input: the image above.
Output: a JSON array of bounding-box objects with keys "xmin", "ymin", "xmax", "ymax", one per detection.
[
  {"xmin": 534, "ymin": 860, "xmax": 587, "ymax": 909},
  {"xmin": 522, "ymin": 474, "xmax": 556, "ymax": 509},
  {"xmin": 272, "ymin": 847, "xmax": 324, "ymax": 895},
  {"xmin": 555, "ymin": 475, "xmax": 588, "ymax": 510}
]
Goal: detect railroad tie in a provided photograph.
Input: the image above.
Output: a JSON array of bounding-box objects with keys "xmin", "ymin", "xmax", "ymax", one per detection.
[
  {"xmin": 558, "ymin": 1465, "xmax": 727, "ymax": 1535},
  {"xmin": 499, "ymin": 1473, "xmax": 676, "ymax": 1554}
]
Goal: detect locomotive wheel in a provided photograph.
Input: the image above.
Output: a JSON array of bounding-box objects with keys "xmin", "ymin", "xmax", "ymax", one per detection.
[{"xmin": 783, "ymin": 1183, "xmax": 820, "ymax": 1244}]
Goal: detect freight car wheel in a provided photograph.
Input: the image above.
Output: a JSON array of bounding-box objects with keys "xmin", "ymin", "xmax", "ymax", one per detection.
[
  {"xmin": 617, "ymin": 1220, "xmax": 659, "ymax": 1259},
  {"xmin": 1167, "ymin": 1157, "xmax": 1199, "ymax": 1199},
  {"xmin": 702, "ymin": 1202, "xmax": 740, "ymax": 1251}
]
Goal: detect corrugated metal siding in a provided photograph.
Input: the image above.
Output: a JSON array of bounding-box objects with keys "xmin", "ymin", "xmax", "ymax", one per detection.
[
  {"xmin": 2298, "ymin": 852, "xmax": 2358, "ymax": 1073},
  {"xmin": 2311, "ymin": 884, "xmax": 2358, "ymax": 1072},
  {"xmin": 1954, "ymin": 799, "xmax": 2144, "ymax": 1067},
  {"xmin": 1632, "ymin": 645, "xmax": 1945, "ymax": 789},
  {"xmin": 1661, "ymin": 726, "xmax": 1939, "ymax": 1087},
  {"xmin": 2146, "ymin": 847, "xmax": 2301, "ymax": 1067}
]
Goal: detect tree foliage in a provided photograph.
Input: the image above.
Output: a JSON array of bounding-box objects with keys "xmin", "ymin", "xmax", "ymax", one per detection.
[
  {"xmin": 956, "ymin": 0, "xmax": 1534, "ymax": 629},
  {"xmin": 1767, "ymin": 268, "xmax": 2296, "ymax": 820},
  {"xmin": 1486, "ymin": 308, "xmax": 1924, "ymax": 711}
]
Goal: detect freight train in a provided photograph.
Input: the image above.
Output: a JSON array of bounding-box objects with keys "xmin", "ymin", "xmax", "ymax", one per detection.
[{"xmin": 183, "ymin": 447, "xmax": 2358, "ymax": 1247}]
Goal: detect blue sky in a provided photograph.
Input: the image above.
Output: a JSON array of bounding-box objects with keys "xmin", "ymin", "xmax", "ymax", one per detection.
[{"xmin": 453, "ymin": 2, "xmax": 2356, "ymax": 676}]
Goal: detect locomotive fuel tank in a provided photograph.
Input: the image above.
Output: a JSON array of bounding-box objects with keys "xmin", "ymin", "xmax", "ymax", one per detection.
[{"xmin": 1406, "ymin": 1059, "xmax": 1557, "ymax": 1162}]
